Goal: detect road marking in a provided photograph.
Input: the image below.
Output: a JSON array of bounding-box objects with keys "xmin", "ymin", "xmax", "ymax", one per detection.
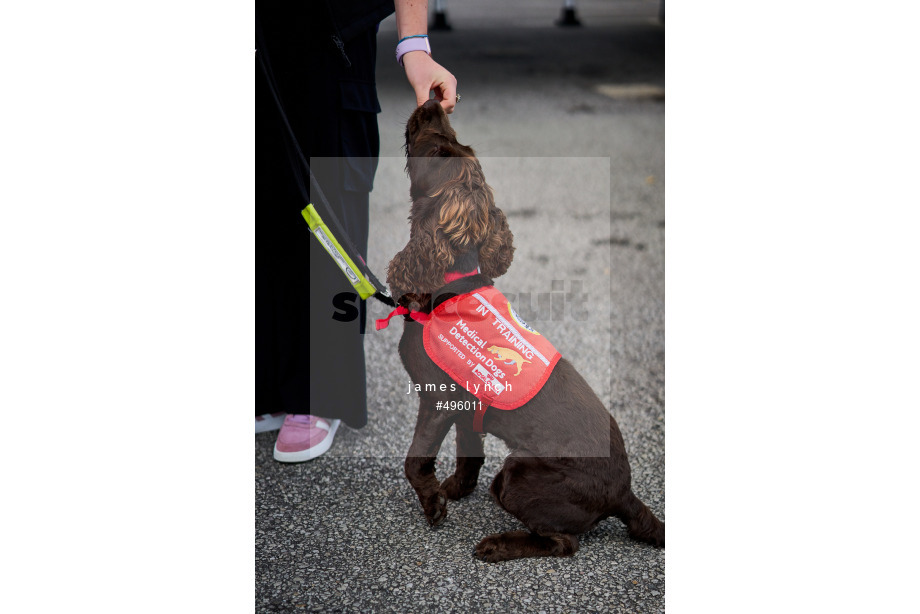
[{"xmin": 595, "ymin": 84, "xmax": 665, "ymax": 100}]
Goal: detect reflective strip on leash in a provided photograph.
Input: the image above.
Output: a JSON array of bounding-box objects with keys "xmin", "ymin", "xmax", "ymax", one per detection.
[{"xmin": 303, "ymin": 204, "xmax": 379, "ymax": 301}]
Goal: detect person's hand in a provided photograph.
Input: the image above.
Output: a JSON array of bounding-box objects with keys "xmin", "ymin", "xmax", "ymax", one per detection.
[{"xmin": 402, "ymin": 51, "xmax": 458, "ymax": 113}]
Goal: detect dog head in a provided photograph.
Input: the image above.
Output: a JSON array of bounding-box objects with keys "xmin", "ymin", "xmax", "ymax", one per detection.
[{"xmin": 387, "ymin": 101, "xmax": 515, "ymax": 304}]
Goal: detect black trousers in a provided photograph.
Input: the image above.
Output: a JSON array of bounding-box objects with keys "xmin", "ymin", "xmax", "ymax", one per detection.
[{"xmin": 256, "ymin": 20, "xmax": 380, "ymax": 429}]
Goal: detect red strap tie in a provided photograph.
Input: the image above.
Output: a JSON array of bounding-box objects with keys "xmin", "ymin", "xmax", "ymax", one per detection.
[
  {"xmin": 473, "ymin": 392, "xmax": 496, "ymax": 433},
  {"xmin": 375, "ymin": 306, "xmax": 431, "ymax": 330}
]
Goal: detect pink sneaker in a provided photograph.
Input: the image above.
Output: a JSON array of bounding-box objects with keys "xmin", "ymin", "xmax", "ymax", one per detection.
[
  {"xmin": 255, "ymin": 412, "xmax": 286, "ymax": 434},
  {"xmin": 273, "ymin": 414, "xmax": 341, "ymax": 462}
]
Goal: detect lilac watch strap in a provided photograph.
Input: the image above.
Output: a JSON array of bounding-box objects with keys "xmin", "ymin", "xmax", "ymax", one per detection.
[{"xmin": 396, "ymin": 36, "xmax": 431, "ymax": 66}]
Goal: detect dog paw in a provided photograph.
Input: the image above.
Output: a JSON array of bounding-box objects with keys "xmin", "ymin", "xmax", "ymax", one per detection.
[
  {"xmin": 441, "ymin": 475, "xmax": 476, "ymax": 500},
  {"xmin": 423, "ymin": 493, "xmax": 448, "ymax": 528},
  {"xmin": 473, "ymin": 534, "xmax": 506, "ymax": 563}
]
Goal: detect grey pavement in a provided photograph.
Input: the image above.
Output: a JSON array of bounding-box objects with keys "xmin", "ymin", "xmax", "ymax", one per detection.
[{"xmin": 256, "ymin": 2, "xmax": 664, "ymax": 612}]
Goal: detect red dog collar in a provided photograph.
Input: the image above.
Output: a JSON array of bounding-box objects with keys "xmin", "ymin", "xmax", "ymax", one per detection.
[{"xmin": 443, "ymin": 267, "xmax": 480, "ymax": 283}]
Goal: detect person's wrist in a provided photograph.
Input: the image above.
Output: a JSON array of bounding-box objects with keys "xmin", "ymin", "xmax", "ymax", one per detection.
[
  {"xmin": 400, "ymin": 49, "xmax": 431, "ymax": 68},
  {"xmin": 396, "ymin": 35, "xmax": 430, "ymax": 66}
]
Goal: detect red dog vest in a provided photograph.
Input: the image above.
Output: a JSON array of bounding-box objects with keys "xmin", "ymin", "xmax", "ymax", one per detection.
[{"xmin": 378, "ymin": 286, "xmax": 561, "ymax": 431}]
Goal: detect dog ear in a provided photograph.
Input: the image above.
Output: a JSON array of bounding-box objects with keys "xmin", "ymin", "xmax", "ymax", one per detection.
[
  {"xmin": 386, "ymin": 214, "xmax": 453, "ymax": 302},
  {"xmin": 431, "ymin": 156, "xmax": 514, "ymax": 280},
  {"xmin": 435, "ymin": 159, "xmax": 492, "ymax": 252},
  {"xmin": 478, "ymin": 195, "xmax": 515, "ymax": 280}
]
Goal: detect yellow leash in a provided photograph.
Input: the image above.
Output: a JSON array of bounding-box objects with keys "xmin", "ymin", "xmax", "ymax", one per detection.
[{"xmin": 301, "ymin": 204, "xmax": 379, "ymax": 301}]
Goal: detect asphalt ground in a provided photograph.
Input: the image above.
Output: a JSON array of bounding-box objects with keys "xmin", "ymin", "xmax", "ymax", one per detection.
[{"xmin": 256, "ymin": 3, "xmax": 665, "ymax": 612}]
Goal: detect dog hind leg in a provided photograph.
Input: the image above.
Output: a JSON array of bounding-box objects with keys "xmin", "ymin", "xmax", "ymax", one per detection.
[
  {"xmin": 474, "ymin": 530, "xmax": 579, "ymax": 563},
  {"xmin": 485, "ymin": 458, "xmax": 600, "ymax": 562}
]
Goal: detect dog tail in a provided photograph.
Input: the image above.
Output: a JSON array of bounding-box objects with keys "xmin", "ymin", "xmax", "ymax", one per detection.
[{"xmin": 615, "ymin": 490, "xmax": 665, "ymax": 547}]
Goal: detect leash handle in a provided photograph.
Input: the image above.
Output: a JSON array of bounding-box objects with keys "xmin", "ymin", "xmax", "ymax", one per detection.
[{"xmin": 302, "ymin": 204, "xmax": 379, "ymax": 300}]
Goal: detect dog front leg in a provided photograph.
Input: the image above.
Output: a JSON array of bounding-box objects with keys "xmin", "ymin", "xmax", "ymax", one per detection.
[
  {"xmin": 441, "ymin": 415, "xmax": 485, "ymax": 500},
  {"xmin": 405, "ymin": 399, "xmax": 455, "ymax": 527}
]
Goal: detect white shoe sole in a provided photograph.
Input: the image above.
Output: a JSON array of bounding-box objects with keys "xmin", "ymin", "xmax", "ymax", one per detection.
[
  {"xmin": 255, "ymin": 412, "xmax": 287, "ymax": 434},
  {"xmin": 273, "ymin": 419, "xmax": 340, "ymax": 463}
]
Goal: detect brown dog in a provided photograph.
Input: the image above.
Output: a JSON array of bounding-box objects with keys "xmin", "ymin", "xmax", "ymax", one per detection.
[{"xmin": 385, "ymin": 100, "xmax": 664, "ymax": 562}]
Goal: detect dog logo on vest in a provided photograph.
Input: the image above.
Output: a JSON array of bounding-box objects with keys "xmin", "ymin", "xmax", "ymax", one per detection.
[{"xmin": 486, "ymin": 345, "xmax": 531, "ymax": 376}]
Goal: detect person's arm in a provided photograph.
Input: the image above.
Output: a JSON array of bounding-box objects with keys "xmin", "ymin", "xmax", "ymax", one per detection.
[{"xmin": 395, "ymin": 0, "xmax": 458, "ymax": 113}]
